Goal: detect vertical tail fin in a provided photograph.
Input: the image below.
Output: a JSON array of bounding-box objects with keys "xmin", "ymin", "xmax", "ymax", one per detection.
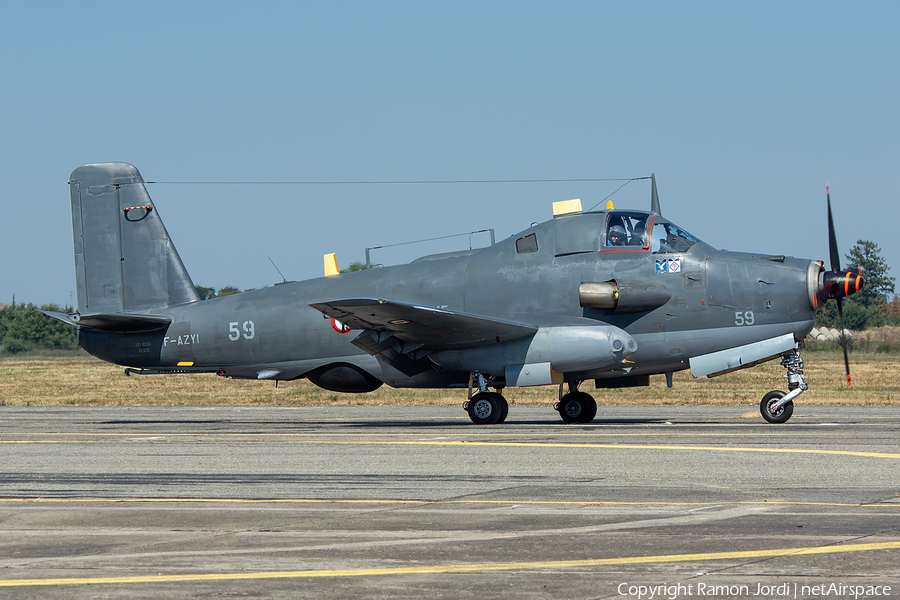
[{"xmin": 69, "ymin": 162, "xmax": 199, "ymax": 314}]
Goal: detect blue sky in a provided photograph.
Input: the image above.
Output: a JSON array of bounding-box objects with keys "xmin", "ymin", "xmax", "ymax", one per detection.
[{"xmin": 2, "ymin": 1, "xmax": 897, "ymax": 306}]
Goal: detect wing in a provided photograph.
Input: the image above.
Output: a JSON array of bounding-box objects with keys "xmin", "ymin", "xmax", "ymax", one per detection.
[
  {"xmin": 310, "ymin": 298, "xmax": 537, "ymax": 348},
  {"xmin": 309, "ymin": 298, "xmax": 538, "ymax": 375}
]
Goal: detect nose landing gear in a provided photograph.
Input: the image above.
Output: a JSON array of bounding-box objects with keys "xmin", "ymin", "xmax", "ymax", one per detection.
[{"xmin": 760, "ymin": 349, "xmax": 807, "ymax": 424}]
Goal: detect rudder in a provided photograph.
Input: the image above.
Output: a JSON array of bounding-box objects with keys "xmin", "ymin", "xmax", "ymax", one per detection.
[{"xmin": 70, "ymin": 162, "xmax": 199, "ymax": 315}]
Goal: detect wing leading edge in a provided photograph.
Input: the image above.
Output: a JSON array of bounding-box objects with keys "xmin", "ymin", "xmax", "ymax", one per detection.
[{"xmin": 309, "ymin": 298, "xmax": 539, "ymax": 376}]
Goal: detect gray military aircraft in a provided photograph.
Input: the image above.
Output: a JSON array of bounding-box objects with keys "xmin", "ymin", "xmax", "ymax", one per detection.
[{"xmin": 43, "ymin": 163, "xmax": 864, "ymax": 424}]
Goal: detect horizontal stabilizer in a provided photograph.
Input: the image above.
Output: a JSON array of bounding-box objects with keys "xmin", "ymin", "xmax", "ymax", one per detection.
[
  {"xmin": 40, "ymin": 310, "xmax": 171, "ymax": 332},
  {"xmin": 309, "ymin": 298, "xmax": 538, "ymax": 350}
]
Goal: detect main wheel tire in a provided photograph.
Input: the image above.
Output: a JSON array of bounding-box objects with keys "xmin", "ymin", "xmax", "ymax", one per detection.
[
  {"xmin": 760, "ymin": 390, "xmax": 793, "ymax": 424},
  {"xmin": 576, "ymin": 393, "xmax": 597, "ymax": 423},
  {"xmin": 494, "ymin": 393, "xmax": 509, "ymax": 424},
  {"xmin": 467, "ymin": 392, "xmax": 501, "ymax": 425},
  {"xmin": 558, "ymin": 392, "xmax": 596, "ymax": 424}
]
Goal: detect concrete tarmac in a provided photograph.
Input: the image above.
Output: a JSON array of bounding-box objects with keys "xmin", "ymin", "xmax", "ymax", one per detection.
[{"xmin": 1, "ymin": 404, "xmax": 899, "ymax": 599}]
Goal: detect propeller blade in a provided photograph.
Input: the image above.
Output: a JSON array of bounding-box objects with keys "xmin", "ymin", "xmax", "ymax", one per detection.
[
  {"xmin": 836, "ymin": 297, "xmax": 852, "ymax": 387},
  {"xmin": 821, "ymin": 183, "xmax": 858, "ymax": 387},
  {"xmin": 826, "ymin": 184, "xmax": 841, "ymax": 272}
]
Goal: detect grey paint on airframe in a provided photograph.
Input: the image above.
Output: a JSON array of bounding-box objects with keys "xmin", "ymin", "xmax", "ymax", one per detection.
[{"xmin": 49, "ymin": 162, "xmax": 832, "ymax": 402}]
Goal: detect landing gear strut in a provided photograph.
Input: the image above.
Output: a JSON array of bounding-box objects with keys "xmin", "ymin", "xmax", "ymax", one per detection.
[
  {"xmin": 464, "ymin": 372, "xmax": 509, "ymax": 425},
  {"xmin": 760, "ymin": 348, "xmax": 807, "ymax": 424},
  {"xmin": 555, "ymin": 381, "xmax": 597, "ymax": 424}
]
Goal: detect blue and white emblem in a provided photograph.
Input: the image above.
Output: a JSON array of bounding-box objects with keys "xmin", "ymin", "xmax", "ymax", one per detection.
[
  {"xmin": 667, "ymin": 258, "xmax": 682, "ymax": 273},
  {"xmin": 656, "ymin": 260, "xmax": 668, "ymax": 274}
]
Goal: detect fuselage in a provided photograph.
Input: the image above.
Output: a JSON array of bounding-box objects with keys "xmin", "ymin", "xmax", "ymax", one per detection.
[{"xmin": 79, "ymin": 210, "xmax": 818, "ymax": 389}]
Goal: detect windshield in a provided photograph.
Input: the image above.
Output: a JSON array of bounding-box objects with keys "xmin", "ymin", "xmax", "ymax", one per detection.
[
  {"xmin": 651, "ymin": 220, "xmax": 702, "ymax": 254},
  {"xmin": 604, "ymin": 212, "xmax": 705, "ymax": 253}
]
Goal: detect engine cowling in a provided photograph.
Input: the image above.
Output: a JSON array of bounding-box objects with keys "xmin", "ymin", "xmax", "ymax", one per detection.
[{"xmin": 579, "ymin": 279, "xmax": 672, "ymax": 313}]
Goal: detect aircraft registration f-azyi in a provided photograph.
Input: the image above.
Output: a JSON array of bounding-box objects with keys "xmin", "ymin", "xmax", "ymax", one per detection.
[{"xmin": 43, "ymin": 163, "xmax": 864, "ymax": 424}]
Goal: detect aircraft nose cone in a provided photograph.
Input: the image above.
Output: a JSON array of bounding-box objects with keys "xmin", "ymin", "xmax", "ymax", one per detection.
[
  {"xmin": 841, "ymin": 271, "xmax": 865, "ymax": 298},
  {"xmin": 820, "ymin": 270, "xmax": 865, "ymax": 301}
]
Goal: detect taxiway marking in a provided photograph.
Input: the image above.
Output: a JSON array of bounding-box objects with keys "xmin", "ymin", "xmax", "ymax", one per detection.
[
  {"xmin": 2, "ymin": 541, "xmax": 899, "ymax": 587},
  {"xmin": 286, "ymin": 439, "xmax": 900, "ymax": 459},
  {"xmin": 1, "ymin": 438, "xmax": 898, "ymax": 459},
  {"xmin": 2, "ymin": 428, "xmax": 888, "ymax": 438},
  {"xmin": 1, "ymin": 497, "xmax": 897, "ymax": 508}
]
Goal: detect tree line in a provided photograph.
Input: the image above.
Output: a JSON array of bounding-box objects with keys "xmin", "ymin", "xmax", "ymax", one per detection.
[
  {"xmin": 195, "ymin": 285, "xmax": 243, "ymax": 300},
  {"xmin": 0, "ymin": 303, "xmax": 76, "ymax": 354}
]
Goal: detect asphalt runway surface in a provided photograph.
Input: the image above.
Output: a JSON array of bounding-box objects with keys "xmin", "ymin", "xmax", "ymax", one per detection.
[{"xmin": 1, "ymin": 404, "xmax": 899, "ymax": 599}]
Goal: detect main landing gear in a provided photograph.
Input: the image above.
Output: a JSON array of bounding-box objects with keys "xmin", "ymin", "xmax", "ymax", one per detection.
[
  {"xmin": 759, "ymin": 348, "xmax": 807, "ymax": 424},
  {"xmin": 464, "ymin": 374, "xmax": 599, "ymax": 425},
  {"xmin": 555, "ymin": 381, "xmax": 597, "ymax": 424},
  {"xmin": 464, "ymin": 373, "xmax": 509, "ymax": 425}
]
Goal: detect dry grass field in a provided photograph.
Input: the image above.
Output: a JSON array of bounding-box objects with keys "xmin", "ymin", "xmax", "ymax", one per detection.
[{"xmin": 1, "ymin": 350, "xmax": 897, "ymax": 409}]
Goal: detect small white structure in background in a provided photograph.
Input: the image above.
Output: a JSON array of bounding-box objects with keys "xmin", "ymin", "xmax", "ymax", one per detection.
[{"xmin": 806, "ymin": 327, "xmax": 855, "ymax": 342}]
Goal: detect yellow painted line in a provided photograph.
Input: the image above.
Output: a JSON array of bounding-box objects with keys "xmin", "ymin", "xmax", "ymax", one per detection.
[
  {"xmin": 0, "ymin": 440, "xmax": 100, "ymax": 444},
  {"xmin": 301, "ymin": 439, "xmax": 900, "ymax": 460},
  {"xmin": 0, "ymin": 497, "xmax": 426, "ymax": 505},
  {"xmin": 2, "ymin": 438, "xmax": 899, "ymax": 459},
  {"xmin": 2, "ymin": 541, "xmax": 899, "ymax": 587},
  {"xmin": 0, "ymin": 497, "xmax": 896, "ymax": 508},
  {"xmin": 450, "ymin": 499, "xmax": 899, "ymax": 508},
  {"xmin": 0, "ymin": 431, "xmax": 862, "ymax": 439}
]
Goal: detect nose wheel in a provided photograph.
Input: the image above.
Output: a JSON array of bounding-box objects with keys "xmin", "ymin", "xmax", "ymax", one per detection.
[
  {"xmin": 759, "ymin": 349, "xmax": 806, "ymax": 424},
  {"xmin": 760, "ymin": 390, "xmax": 793, "ymax": 424}
]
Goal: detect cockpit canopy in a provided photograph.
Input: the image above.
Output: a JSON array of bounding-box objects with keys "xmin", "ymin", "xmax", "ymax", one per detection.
[
  {"xmin": 516, "ymin": 210, "xmax": 707, "ymax": 258},
  {"xmin": 604, "ymin": 211, "xmax": 703, "ymax": 254}
]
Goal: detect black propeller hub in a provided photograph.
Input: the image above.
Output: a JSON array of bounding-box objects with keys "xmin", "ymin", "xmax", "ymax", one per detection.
[{"xmin": 819, "ymin": 270, "xmax": 865, "ymax": 302}]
